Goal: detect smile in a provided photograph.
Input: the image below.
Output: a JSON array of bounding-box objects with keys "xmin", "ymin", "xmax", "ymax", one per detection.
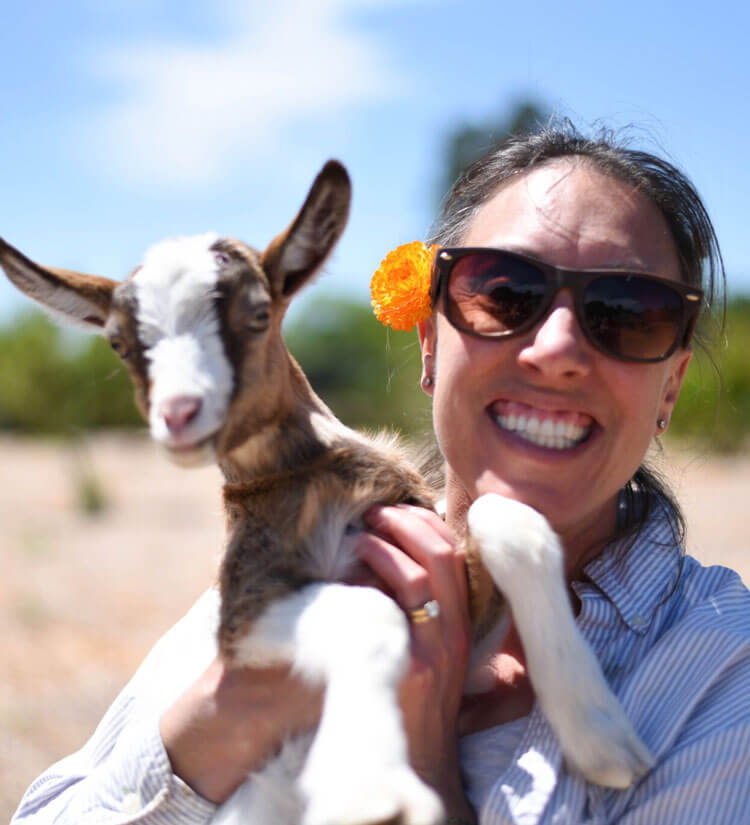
[{"xmin": 491, "ymin": 400, "xmax": 593, "ymax": 451}]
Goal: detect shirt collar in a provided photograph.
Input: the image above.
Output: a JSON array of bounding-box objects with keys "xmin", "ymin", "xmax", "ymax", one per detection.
[{"xmin": 576, "ymin": 498, "xmax": 684, "ymax": 634}]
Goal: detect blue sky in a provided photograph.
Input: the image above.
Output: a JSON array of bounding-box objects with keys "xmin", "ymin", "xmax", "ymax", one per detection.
[{"xmin": 1, "ymin": 0, "xmax": 748, "ymax": 323}]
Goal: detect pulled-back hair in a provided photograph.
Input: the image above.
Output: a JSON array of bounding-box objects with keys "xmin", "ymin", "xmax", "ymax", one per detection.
[{"xmin": 428, "ymin": 122, "xmax": 726, "ymax": 542}]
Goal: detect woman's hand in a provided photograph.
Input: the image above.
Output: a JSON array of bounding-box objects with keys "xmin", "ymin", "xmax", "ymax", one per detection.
[
  {"xmin": 357, "ymin": 504, "xmax": 476, "ymax": 822},
  {"xmin": 160, "ymin": 657, "xmax": 322, "ymax": 804}
]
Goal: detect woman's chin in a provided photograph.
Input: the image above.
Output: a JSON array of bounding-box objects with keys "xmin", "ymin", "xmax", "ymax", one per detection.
[{"xmin": 472, "ymin": 473, "xmax": 566, "ymax": 526}]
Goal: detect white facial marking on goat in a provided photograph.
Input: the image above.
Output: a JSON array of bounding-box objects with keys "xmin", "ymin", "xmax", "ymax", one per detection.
[{"xmin": 133, "ymin": 233, "xmax": 234, "ymax": 449}]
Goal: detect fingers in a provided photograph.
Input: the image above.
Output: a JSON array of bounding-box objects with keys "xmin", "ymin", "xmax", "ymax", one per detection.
[
  {"xmin": 355, "ymin": 505, "xmax": 473, "ymax": 803},
  {"xmin": 355, "ymin": 530, "xmax": 432, "ymax": 608},
  {"xmin": 374, "ymin": 504, "xmax": 468, "ymax": 591},
  {"xmin": 360, "ymin": 504, "xmax": 470, "ymax": 631}
]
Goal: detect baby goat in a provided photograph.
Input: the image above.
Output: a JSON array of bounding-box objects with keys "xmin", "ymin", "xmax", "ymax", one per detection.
[{"xmin": 0, "ymin": 161, "xmax": 652, "ymax": 825}]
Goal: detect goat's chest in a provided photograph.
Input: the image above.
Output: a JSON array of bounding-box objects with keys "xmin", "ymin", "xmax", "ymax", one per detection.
[{"xmin": 222, "ymin": 480, "xmax": 376, "ymax": 585}]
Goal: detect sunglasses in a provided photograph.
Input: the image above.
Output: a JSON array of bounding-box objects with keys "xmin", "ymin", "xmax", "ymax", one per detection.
[{"xmin": 432, "ymin": 247, "xmax": 704, "ymax": 363}]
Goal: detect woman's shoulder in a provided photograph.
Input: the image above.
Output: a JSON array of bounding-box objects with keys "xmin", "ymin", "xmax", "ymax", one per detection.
[
  {"xmin": 670, "ymin": 555, "xmax": 750, "ymax": 637},
  {"xmin": 643, "ymin": 556, "xmax": 750, "ymax": 728},
  {"xmin": 601, "ymin": 553, "xmax": 749, "ymax": 800},
  {"xmin": 607, "ymin": 557, "xmax": 750, "ymax": 823},
  {"xmin": 589, "ymin": 508, "xmax": 750, "ymax": 730},
  {"xmin": 600, "ymin": 493, "xmax": 750, "ymax": 645},
  {"xmin": 642, "ymin": 554, "xmax": 750, "ymax": 680}
]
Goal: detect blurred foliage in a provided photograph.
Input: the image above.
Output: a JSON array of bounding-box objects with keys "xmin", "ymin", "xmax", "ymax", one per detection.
[
  {"xmin": 0, "ymin": 311, "xmax": 141, "ymax": 433},
  {"xmin": 69, "ymin": 436, "xmax": 110, "ymax": 516},
  {"xmin": 285, "ymin": 296, "xmax": 432, "ymax": 438},
  {"xmin": 669, "ymin": 298, "xmax": 750, "ymax": 452},
  {"xmin": 437, "ymin": 99, "xmax": 551, "ymax": 207}
]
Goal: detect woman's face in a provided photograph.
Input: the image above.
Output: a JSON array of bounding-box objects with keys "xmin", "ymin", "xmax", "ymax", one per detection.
[{"xmin": 420, "ymin": 160, "xmax": 692, "ymax": 560}]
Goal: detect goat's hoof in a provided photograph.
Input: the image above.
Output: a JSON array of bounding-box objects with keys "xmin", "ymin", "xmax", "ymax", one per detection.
[
  {"xmin": 301, "ymin": 766, "xmax": 443, "ymax": 825},
  {"xmin": 557, "ymin": 702, "xmax": 654, "ymax": 789}
]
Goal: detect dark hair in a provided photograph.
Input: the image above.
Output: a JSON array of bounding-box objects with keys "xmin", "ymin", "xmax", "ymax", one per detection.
[{"xmin": 428, "ymin": 122, "xmax": 726, "ymax": 542}]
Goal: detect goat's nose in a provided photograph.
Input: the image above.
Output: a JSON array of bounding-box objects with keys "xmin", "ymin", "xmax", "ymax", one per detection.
[{"xmin": 159, "ymin": 395, "xmax": 202, "ymax": 434}]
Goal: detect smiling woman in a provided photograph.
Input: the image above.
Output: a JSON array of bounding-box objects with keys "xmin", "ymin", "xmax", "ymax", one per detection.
[
  {"xmin": 420, "ymin": 129, "xmax": 723, "ymax": 550},
  {"xmin": 424, "ymin": 157, "xmax": 694, "ymax": 572},
  {"xmin": 368, "ymin": 125, "xmax": 748, "ymax": 823}
]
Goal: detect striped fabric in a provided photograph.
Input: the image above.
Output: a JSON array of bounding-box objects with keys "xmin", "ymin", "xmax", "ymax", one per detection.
[
  {"xmin": 11, "ymin": 506, "xmax": 750, "ymax": 824},
  {"xmin": 11, "ymin": 590, "xmax": 222, "ymax": 824},
  {"xmin": 463, "ymin": 506, "xmax": 750, "ymax": 824}
]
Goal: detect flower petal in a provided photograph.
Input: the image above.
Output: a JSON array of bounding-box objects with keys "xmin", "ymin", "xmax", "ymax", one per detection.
[{"xmin": 370, "ymin": 241, "xmax": 436, "ymax": 331}]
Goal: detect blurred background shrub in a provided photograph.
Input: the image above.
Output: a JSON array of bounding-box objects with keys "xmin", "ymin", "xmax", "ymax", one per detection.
[
  {"xmin": 668, "ymin": 297, "xmax": 750, "ymax": 452},
  {"xmin": 0, "ymin": 312, "xmax": 141, "ymax": 433}
]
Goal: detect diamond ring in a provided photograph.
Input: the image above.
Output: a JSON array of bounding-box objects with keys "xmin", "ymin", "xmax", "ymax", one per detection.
[{"xmin": 407, "ymin": 599, "xmax": 441, "ymax": 625}]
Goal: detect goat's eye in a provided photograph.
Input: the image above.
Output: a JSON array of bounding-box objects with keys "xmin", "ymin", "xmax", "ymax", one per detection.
[
  {"xmin": 109, "ymin": 337, "xmax": 130, "ymax": 358},
  {"xmin": 214, "ymin": 251, "xmax": 230, "ymax": 265}
]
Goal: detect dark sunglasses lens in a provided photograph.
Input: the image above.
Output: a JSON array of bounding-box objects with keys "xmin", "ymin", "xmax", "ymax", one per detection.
[
  {"xmin": 583, "ymin": 275, "xmax": 683, "ymax": 360},
  {"xmin": 447, "ymin": 252, "xmax": 547, "ymax": 335}
]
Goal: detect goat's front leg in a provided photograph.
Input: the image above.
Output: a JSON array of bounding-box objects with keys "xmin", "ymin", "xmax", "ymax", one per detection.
[
  {"xmin": 231, "ymin": 582, "xmax": 444, "ymax": 825},
  {"xmin": 467, "ymin": 494, "xmax": 654, "ymax": 789}
]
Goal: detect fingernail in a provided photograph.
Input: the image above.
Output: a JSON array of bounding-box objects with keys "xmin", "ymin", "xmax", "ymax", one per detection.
[{"xmin": 364, "ymin": 506, "xmax": 385, "ymax": 526}]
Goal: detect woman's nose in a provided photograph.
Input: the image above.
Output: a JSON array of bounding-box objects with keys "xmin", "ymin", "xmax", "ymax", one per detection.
[{"xmin": 517, "ymin": 291, "xmax": 592, "ymax": 379}]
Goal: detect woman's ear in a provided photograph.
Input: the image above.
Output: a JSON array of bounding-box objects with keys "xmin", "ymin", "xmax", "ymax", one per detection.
[
  {"xmin": 417, "ymin": 317, "xmax": 436, "ymax": 395},
  {"xmin": 657, "ymin": 349, "xmax": 692, "ymax": 433}
]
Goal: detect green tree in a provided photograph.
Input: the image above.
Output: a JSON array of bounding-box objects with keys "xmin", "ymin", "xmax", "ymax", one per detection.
[
  {"xmin": 0, "ymin": 311, "xmax": 141, "ymax": 433},
  {"xmin": 669, "ymin": 297, "xmax": 750, "ymax": 452}
]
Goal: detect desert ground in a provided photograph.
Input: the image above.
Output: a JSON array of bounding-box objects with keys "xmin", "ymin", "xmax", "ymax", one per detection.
[{"xmin": 1, "ymin": 433, "xmax": 747, "ymax": 819}]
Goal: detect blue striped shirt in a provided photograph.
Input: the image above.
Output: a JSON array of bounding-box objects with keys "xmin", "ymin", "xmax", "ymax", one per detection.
[
  {"xmin": 11, "ymin": 505, "xmax": 750, "ymax": 824},
  {"xmin": 462, "ymin": 506, "xmax": 750, "ymax": 824}
]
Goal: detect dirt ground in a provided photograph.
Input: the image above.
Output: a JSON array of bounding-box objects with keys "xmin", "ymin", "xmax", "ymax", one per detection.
[{"xmin": 1, "ymin": 433, "xmax": 747, "ymax": 819}]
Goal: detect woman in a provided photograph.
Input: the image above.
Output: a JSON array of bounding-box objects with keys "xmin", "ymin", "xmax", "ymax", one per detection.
[{"xmin": 13, "ymin": 126, "xmax": 750, "ymax": 824}]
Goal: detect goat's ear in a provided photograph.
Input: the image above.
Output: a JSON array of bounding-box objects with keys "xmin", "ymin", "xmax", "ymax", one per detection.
[
  {"xmin": 261, "ymin": 160, "xmax": 351, "ymax": 300},
  {"xmin": 0, "ymin": 238, "xmax": 117, "ymax": 332}
]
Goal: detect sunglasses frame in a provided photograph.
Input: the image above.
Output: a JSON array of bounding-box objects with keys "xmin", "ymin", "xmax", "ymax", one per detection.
[{"xmin": 432, "ymin": 247, "xmax": 704, "ymax": 363}]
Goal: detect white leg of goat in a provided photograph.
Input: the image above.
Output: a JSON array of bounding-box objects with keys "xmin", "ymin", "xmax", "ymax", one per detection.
[
  {"xmin": 213, "ymin": 734, "xmax": 312, "ymax": 825},
  {"xmin": 468, "ymin": 494, "xmax": 654, "ymax": 789},
  {"xmin": 218, "ymin": 582, "xmax": 444, "ymax": 825}
]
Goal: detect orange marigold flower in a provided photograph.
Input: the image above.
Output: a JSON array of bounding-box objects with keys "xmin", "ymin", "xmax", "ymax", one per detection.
[{"xmin": 370, "ymin": 241, "xmax": 437, "ymax": 331}]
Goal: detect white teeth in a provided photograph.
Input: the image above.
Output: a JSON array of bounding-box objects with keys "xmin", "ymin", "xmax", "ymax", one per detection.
[{"xmin": 496, "ymin": 412, "xmax": 590, "ymax": 450}]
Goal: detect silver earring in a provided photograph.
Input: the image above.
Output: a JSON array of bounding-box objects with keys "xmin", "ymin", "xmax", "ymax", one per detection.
[
  {"xmin": 657, "ymin": 418, "xmax": 667, "ymax": 430},
  {"xmin": 423, "ymin": 376, "xmax": 433, "ymax": 388}
]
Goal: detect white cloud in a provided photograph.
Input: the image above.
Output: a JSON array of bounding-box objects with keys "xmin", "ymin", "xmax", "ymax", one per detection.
[{"xmin": 80, "ymin": 0, "xmax": 417, "ymax": 188}]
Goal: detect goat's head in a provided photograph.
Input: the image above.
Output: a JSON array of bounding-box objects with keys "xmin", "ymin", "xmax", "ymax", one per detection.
[{"xmin": 0, "ymin": 161, "xmax": 351, "ymax": 466}]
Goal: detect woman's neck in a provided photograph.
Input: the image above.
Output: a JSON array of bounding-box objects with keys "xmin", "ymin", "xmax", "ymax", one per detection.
[{"xmin": 444, "ymin": 470, "xmax": 618, "ymax": 585}]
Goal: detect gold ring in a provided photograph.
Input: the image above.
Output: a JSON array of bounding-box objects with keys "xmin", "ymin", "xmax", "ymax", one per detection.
[{"xmin": 407, "ymin": 599, "xmax": 441, "ymax": 624}]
